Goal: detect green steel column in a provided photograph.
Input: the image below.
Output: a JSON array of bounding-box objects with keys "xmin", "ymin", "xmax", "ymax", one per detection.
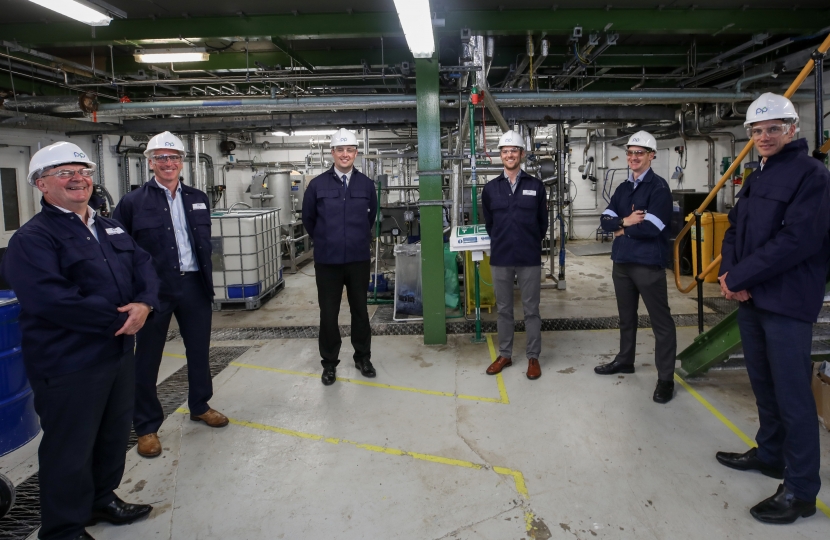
[{"xmin": 415, "ymin": 58, "xmax": 447, "ymax": 345}]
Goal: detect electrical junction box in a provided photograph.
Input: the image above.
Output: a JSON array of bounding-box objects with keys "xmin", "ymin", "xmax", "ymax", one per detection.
[{"xmin": 449, "ymin": 224, "xmax": 490, "ymax": 258}]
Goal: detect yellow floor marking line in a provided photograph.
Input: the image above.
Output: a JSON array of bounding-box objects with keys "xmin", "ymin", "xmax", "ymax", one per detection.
[
  {"xmin": 175, "ymin": 407, "xmax": 527, "ymax": 498},
  {"xmin": 675, "ymin": 374, "xmax": 830, "ymax": 520},
  {"xmin": 224, "ymin": 360, "xmax": 509, "ymax": 404},
  {"xmin": 485, "ymin": 334, "xmax": 511, "ymax": 404},
  {"xmin": 163, "ymin": 352, "xmax": 187, "ymax": 359}
]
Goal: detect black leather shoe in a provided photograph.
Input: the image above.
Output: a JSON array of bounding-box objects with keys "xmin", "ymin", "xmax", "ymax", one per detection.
[
  {"xmin": 594, "ymin": 359, "xmax": 635, "ymax": 375},
  {"xmin": 653, "ymin": 379, "xmax": 674, "ymax": 404},
  {"xmin": 715, "ymin": 447, "xmax": 784, "ymax": 479},
  {"xmin": 750, "ymin": 484, "xmax": 816, "ymax": 524},
  {"xmin": 72, "ymin": 532, "xmax": 95, "ymax": 540},
  {"xmin": 321, "ymin": 368, "xmax": 336, "ymax": 385},
  {"xmin": 355, "ymin": 359, "xmax": 376, "ymax": 378},
  {"xmin": 87, "ymin": 496, "xmax": 152, "ymax": 526}
]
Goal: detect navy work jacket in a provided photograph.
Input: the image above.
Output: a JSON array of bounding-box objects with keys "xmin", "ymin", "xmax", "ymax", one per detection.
[
  {"xmin": 113, "ymin": 178, "xmax": 214, "ymax": 312},
  {"xmin": 482, "ymin": 170, "xmax": 549, "ymax": 267},
  {"xmin": 302, "ymin": 167, "xmax": 378, "ymax": 265},
  {"xmin": 600, "ymin": 168, "xmax": 673, "ymax": 268},
  {"xmin": 0, "ymin": 201, "xmax": 160, "ymax": 381},
  {"xmin": 720, "ymin": 139, "xmax": 830, "ymax": 323}
]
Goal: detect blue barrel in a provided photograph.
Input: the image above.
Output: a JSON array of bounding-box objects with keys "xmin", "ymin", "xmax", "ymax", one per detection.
[{"xmin": 0, "ymin": 291, "xmax": 40, "ymax": 456}]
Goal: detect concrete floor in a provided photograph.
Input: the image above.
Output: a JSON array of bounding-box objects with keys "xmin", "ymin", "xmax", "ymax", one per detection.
[{"xmin": 4, "ymin": 241, "xmax": 828, "ymax": 539}]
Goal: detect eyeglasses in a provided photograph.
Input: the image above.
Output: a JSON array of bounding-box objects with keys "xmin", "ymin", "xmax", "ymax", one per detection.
[
  {"xmin": 747, "ymin": 124, "xmax": 791, "ymax": 138},
  {"xmin": 152, "ymin": 154, "xmax": 183, "ymax": 163},
  {"xmin": 625, "ymin": 150, "xmax": 651, "ymax": 157},
  {"xmin": 332, "ymin": 147, "xmax": 358, "ymax": 155},
  {"xmin": 40, "ymin": 168, "xmax": 95, "ymax": 179}
]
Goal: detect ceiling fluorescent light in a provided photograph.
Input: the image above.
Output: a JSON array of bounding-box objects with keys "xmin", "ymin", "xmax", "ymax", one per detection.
[
  {"xmin": 392, "ymin": 0, "xmax": 435, "ymax": 58},
  {"xmin": 271, "ymin": 131, "xmax": 291, "ymax": 137},
  {"xmin": 27, "ymin": 0, "xmax": 113, "ymax": 26},
  {"xmin": 134, "ymin": 48, "xmax": 210, "ymax": 64}
]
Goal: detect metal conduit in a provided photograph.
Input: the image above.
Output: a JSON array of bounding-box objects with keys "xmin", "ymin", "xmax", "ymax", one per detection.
[{"xmin": 94, "ymin": 91, "xmax": 758, "ymax": 118}]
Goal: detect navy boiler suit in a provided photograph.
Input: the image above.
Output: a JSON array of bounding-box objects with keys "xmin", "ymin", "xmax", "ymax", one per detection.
[
  {"xmin": 0, "ymin": 201, "xmax": 160, "ymax": 540},
  {"xmin": 600, "ymin": 168, "xmax": 677, "ymax": 381},
  {"xmin": 113, "ymin": 178, "xmax": 215, "ymax": 436},
  {"xmin": 481, "ymin": 170, "xmax": 549, "ymax": 360},
  {"xmin": 301, "ymin": 167, "xmax": 377, "ymax": 368},
  {"xmin": 720, "ymin": 138, "xmax": 830, "ymax": 501}
]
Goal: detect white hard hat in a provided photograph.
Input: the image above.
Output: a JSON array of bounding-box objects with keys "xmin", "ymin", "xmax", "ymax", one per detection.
[
  {"xmin": 329, "ymin": 128, "xmax": 358, "ymax": 148},
  {"xmin": 27, "ymin": 141, "xmax": 96, "ymax": 186},
  {"xmin": 626, "ymin": 131, "xmax": 657, "ymax": 152},
  {"xmin": 497, "ymin": 130, "xmax": 525, "ymax": 150},
  {"xmin": 144, "ymin": 131, "xmax": 186, "ymax": 159},
  {"xmin": 743, "ymin": 92, "xmax": 798, "ymax": 127}
]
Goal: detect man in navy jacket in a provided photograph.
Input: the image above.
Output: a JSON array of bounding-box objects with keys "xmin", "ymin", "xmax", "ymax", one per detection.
[
  {"xmin": 113, "ymin": 131, "xmax": 227, "ymax": 460},
  {"xmin": 1, "ymin": 142, "xmax": 158, "ymax": 540},
  {"xmin": 302, "ymin": 128, "xmax": 378, "ymax": 385},
  {"xmin": 482, "ymin": 130, "xmax": 549, "ymax": 379},
  {"xmin": 595, "ymin": 131, "xmax": 677, "ymax": 404},
  {"xmin": 715, "ymin": 93, "xmax": 829, "ymax": 524}
]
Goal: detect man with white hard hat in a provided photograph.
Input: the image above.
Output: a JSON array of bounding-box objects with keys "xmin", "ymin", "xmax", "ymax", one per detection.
[
  {"xmin": 113, "ymin": 131, "xmax": 226, "ymax": 459},
  {"xmin": 595, "ymin": 130, "xmax": 677, "ymax": 404},
  {"xmin": 301, "ymin": 128, "xmax": 378, "ymax": 385},
  {"xmin": 715, "ymin": 92, "xmax": 829, "ymax": 524},
  {"xmin": 481, "ymin": 130, "xmax": 549, "ymax": 379},
  {"xmin": 1, "ymin": 142, "xmax": 159, "ymax": 539}
]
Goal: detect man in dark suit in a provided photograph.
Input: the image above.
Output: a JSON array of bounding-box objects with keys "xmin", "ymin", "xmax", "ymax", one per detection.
[
  {"xmin": 114, "ymin": 131, "xmax": 227, "ymax": 459},
  {"xmin": 302, "ymin": 128, "xmax": 378, "ymax": 385},
  {"xmin": 595, "ymin": 130, "xmax": 677, "ymax": 404},
  {"xmin": 715, "ymin": 93, "xmax": 828, "ymax": 524},
  {"xmin": 2, "ymin": 142, "xmax": 159, "ymax": 540}
]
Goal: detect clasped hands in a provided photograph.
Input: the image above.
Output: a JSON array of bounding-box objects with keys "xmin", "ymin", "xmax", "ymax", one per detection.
[
  {"xmin": 614, "ymin": 208, "xmax": 646, "ymax": 237},
  {"xmin": 718, "ymin": 272, "xmax": 751, "ymax": 302}
]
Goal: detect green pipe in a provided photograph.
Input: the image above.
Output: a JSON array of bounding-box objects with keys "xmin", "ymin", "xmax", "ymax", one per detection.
[{"xmin": 469, "ymin": 87, "xmax": 484, "ymax": 343}]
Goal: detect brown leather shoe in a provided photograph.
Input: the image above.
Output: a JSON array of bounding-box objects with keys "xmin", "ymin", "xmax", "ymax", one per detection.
[
  {"xmin": 190, "ymin": 408, "xmax": 229, "ymax": 428},
  {"xmin": 137, "ymin": 433, "xmax": 161, "ymax": 458},
  {"xmin": 527, "ymin": 358, "xmax": 541, "ymax": 380},
  {"xmin": 486, "ymin": 356, "xmax": 512, "ymax": 375}
]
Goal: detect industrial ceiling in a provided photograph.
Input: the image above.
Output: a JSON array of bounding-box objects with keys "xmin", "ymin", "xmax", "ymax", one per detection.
[{"xmin": 0, "ymin": 1, "xmax": 828, "ymax": 133}]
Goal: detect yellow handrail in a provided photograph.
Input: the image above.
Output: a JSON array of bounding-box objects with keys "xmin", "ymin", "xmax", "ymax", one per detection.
[{"xmin": 674, "ymin": 32, "xmax": 830, "ymax": 293}]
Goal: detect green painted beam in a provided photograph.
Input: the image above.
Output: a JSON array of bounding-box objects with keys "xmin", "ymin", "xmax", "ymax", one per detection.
[
  {"xmin": 676, "ymin": 310, "xmax": 742, "ymax": 378},
  {"xmin": 0, "ymin": 10, "xmax": 827, "ymax": 47},
  {"xmin": 415, "ymin": 58, "xmax": 447, "ymax": 346},
  {"xmin": 271, "ymin": 36, "xmax": 314, "ymax": 72}
]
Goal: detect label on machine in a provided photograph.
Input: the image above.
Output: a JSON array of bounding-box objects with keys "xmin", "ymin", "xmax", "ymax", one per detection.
[{"xmin": 449, "ymin": 224, "xmax": 491, "ymax": 254}]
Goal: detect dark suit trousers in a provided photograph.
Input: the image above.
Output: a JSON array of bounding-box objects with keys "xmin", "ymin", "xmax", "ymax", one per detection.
[
  {"xmin": 133, "ymin": 273, "xmax": 213, "ymax": 436},
  {"xmin": 315, "ymin": 260, "xmax": 372, "ymax": 369},
  {"xmin": 612, "ymin": 262, "xmax": 677, "ymax": 381},
  {"xmin": 737, "ymin": 303, "xmax": 820, "ymax": 500},
  {"xmin": 31, "ymin": 349, "xmax": 134, "ymax": 540}
]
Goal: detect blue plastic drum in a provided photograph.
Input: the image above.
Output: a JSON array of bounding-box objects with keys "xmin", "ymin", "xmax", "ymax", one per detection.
[{"xmin": 0, "ymin": 291, "xmax": 40, "ymax": 456}]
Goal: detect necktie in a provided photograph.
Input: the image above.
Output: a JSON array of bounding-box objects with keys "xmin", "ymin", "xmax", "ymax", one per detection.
[{"xmin": 341, "ymin": 174, "xmax": 348, "ymax": 189}]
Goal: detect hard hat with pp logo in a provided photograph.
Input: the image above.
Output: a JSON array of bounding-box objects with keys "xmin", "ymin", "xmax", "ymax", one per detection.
[
  {"xmin": 625, "ymin": 131, "xmax": 657, "ymax": 152},
  {"xmin": 329, "ymin": 128, "xmax": 358, "ymax": 148},
  {"xmin": 743, "ymin": 92, "xmax": 798, "ymax": 127},
  {"xmin": 143, "ymin": 131, "xmax": 186, "ymax": 158},
  {"xmin": 497, "ymin": 130, "xmax": 525, "ymax": 150},
  {"xmin": 27, "ymin": 142, "xmax": 96, "ymax": 186}
]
